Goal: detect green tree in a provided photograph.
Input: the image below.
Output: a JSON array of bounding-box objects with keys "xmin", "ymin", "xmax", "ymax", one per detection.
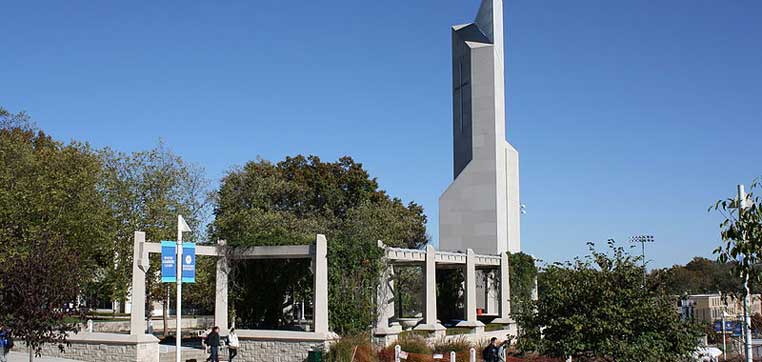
[
  {"xmin": 713, "ymin": 179, "xmax": 762, "ymax": 362},
  {"xmin": 211, "ymin": 155, "xmax": 428, "ymax": 334},
  {"xmin": 515, "ymin": 241, "xmax": 701, "ymax": 362},
  {"xmin": 98, "ymin": 143, "xmax": 211, "ymax": 336},
  {"xmin": 648, "ymin": 257, "xmax": 742, "ymax": 295},
  {"xmin": 0, "ymin": 108, "xmax": 112, "ymax": 360}
]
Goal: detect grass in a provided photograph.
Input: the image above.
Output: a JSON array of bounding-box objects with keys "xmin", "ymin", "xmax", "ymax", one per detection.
[
  {"xmin": 485, "ymin": 323, "xmax": 508, "ymax": 332},
  {"xmin": 444, "ymin": 323, "xmax": 510, "ymax": 335},
  {"xmin": 326, "ymin": 334, "xmax": 377, "ymax": 362},
  {"xmin": 396, "ymin": 334, "xmax": 431, "ymax": 355},
  {"xmin": 398, "ymin": 330, "xmax": 430, "ymax": 339},
  {"xmin": 445, "ymin": 327, "xmax": 471, "ymax": 335},
  {"xmin": 432, "ymin": 336, "xmax": 473, "ymax": 354}
]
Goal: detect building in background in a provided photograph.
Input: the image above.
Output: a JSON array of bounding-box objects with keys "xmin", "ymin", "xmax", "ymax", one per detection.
[{"xmin": 681, "ymin": 294, "xmax": 762, "ymax": 323}]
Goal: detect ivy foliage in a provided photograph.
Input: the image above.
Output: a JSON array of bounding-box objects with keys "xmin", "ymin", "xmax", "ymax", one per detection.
[
  {"xmin": 508, "ymin": 251, "xmax": 537, "ymax": 329},
  {"xmin": 211, "ymin": 155, "xmax": 428, "ymax": 334},
  {"xmin": 515, "ymin": 241, "xmax": 702, "ymax": 362}
]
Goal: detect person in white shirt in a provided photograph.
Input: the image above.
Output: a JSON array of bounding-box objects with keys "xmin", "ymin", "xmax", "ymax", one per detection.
[
  {"xmin": 497, "ymin": 339, "xmax": 509, "ymax": 362},
  {"xmin": 226, "ymin": 328, "xmax": 240, "ymax": 362}
]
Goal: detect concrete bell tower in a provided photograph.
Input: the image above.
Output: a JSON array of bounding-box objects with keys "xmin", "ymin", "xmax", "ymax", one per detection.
[{"xmin": 439, "ymin": 0, "xmax": 521, "ymax": 255}]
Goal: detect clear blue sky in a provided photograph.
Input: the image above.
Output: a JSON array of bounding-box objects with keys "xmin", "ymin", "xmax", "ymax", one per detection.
[{"xmin": 2, "ymin": 0, "xmax": 761, "ymax": 268}]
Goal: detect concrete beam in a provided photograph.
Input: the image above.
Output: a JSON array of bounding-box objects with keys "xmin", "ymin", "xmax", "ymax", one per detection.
[
  {"xmin": 313, "ymin": 234, "xmax": 329, "ymax": 334},
  {"xmin": 231, "ymin": 245, "xmax": 314, "ymax": 259},
  {"xmin": 142, "ymin": 242, "xmax": 313, "ymax": 259},
  {"xmin": 130, "ymin": 231, "xmax": 147, "ymax": 335},
  {"xmin": 215, "ymin": 257, "xmax": 229, "ymax": 335}
]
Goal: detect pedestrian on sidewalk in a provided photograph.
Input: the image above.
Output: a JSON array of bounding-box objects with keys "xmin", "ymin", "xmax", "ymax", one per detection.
[
  {"xmin": 205, "ymin": 326, "xmax": 221, "ymax": 362},
  {"xmin": 497, "ymin": 339, "xmax": 510, "ymax": 362},
  {"xmin": 0, "ymin": 324, "xmax": 14, "ymax": 362},
  {"xmin": 482, "ymin": 337, "xmax": 499, "ymax": 362},
  {"xmin": 225, "ymin": 328, "xmax": 239, "ymax": 362}
]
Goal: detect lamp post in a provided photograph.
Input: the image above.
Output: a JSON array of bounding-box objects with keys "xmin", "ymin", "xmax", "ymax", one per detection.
[
  {"xmin": 629, "ymin": 235, "xmax": 654, "ymax": 286},
  {"xmin": 737, "ymin": 185, "xmax": 753, "ymax": 362},
  {"xmin": 722, "ymin": 310, "xmax": 729, "ymax": 361}
]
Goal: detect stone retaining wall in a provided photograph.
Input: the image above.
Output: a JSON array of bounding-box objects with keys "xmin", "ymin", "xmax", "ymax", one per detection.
[
  {"xmin": 234, "ymin": 330, "xmax": 336, "ymax": 362},
  {"xmin": 90, "ymin": 316, "xmax": 214, "ymax": 334},
  {"xmin": 13, "ymin": 333, "xmax": 159, "ymax": 362}
]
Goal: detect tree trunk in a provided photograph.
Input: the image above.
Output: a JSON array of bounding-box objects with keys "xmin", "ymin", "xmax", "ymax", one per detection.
[{"xmin": 29, "ymin": 347, "xmax": 34, "ymax": 362}]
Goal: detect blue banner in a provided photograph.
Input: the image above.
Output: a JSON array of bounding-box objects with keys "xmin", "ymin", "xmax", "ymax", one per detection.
[
  {"xmin": 714, "ymin": 320, "xmax": 742, "ymax": 335},
  {"xmin": 161, "ymin": 241, "xmax": 177, "ymax": 283},
  {"xmin": 161, "ymin": 241, "xmax": 196, "ymax": 283},
  {"xmin": 182, "ymin": 243, "xmax": 196, "ymax": 283}
]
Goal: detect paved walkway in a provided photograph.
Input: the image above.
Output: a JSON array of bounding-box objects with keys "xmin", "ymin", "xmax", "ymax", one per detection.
[{"xmin": 6, "ymin": 351, "xmax": 83, "ymax": 362}]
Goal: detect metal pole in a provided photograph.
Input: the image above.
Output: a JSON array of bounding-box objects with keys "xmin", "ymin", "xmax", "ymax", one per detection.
[
  {"xmin": 738, "ymin": 185, "xmax": 753, "ymax": 362},
  {"xmin": 176, "ymin": 215, "xmax": 183, "ymax": 362},
  {"xmin": 629, "ymin": 235, "xmax": 653, "ymax": 288},
  {"xmin": 722, "ymin": 312, "xmax": 727, "ymax": 361},
  {"xmin": 641, "ymin": 241, "xmax": 646, "ymax": 286},
  {"xmin": 744, "ymin": 273, "xmax": 753, "ymax": 362}
]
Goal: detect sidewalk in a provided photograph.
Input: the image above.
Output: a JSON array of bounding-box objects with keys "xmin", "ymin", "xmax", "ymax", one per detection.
[{"xmin": 6, "ymin": 351, "xmax": 83, "ymax": 362}]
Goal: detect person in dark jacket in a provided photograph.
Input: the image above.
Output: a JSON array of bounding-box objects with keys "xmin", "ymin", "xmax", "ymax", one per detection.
[
  {"xmin": 482, "ymin": 337, "xmax": 499, "ymax": 362},
  {"xmin": 0, "ymin": 324, "xmax": 13, "ymax": 362},
  {"xmin": 205, "ymin": 326, "xmax": 221, "ymax": 362}
]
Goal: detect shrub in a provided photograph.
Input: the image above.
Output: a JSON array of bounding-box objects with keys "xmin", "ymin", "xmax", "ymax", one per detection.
[
  {"xmin": 327, "ymin": 334, "xmax": 378, "ymax": 362},
  {"xmin": 432, "ymin": 336, "xmax": 473, "ymax": 354},
  {"xmin": 397, "ymin": 334, "xmax": 431, "ymax": 355}
]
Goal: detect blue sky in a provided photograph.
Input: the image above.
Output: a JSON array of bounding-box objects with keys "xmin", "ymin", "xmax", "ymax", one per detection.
[{"xmin": 2, "ymin": 0, "xmax": 760, "ymax": 268}]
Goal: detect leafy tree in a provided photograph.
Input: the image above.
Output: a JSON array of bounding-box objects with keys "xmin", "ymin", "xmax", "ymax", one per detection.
[
  {"xmin": 98, "ymin": 143, "xmax": 211, "ymax": 336},
  {"xmin": 0, "ymin": 108, "xmax": 111, "ymax": 360},
  {"xmin": 713, "ymin": 179, "xmax": 762, "ymax": 361},
  {"xmin": 515, "ymin": 241, "xmax": 702, "ymax": 362},
  {"xmin": 0, "ymin": 240, "xmax": 87, "ymax": 362},
  {"xmin": 0, "ymin": 108, "xmax": 112, "ymax": 271},
  {"xmin": 648, "ymin": 257, "xmax": 743, "ymax": 295},
  {"xmin": 211, "ymin": 155, "xmax": 428, "ymax": 334},
  {"xmin": 436, "ymin": 268, "xmax": 464, "ymax": 322}
]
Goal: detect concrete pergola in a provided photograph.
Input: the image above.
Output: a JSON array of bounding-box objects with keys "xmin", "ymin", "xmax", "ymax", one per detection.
[
  {"xmin": 129, "ymin": 231, "xmax": 329, "ymax": 337},
  {"xmin": 375, "ymin": 243, "xmax": 512, "ymax": 339}
]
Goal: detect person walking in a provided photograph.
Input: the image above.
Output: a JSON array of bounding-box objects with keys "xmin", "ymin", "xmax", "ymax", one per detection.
[
  {"xmin": 205, "ymin": 326, "xmax": 221, "ymax": 362},
  {"xmin": 482, "ymin": 337, "xmax": 499, "ymax": 362},
  {"xmin": 0, "ymin": 324, "xmax": 14, "ymax": 362},
  {"xmin": 497, "ymin": 339, "xmax": 509, "ymax": 362},
  {"xmin": 225, "ymin": 328, "xmax": 240, "ymax": 362}
]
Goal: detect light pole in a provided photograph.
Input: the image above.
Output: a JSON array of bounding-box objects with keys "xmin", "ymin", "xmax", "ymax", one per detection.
[
  {"xmin": 722, "ymin": 310, "xmax": 728, "ymax": 361},
  {"xmin": 737, "ymin": 185, "xmax": 753, "ymax": 362},
  {"xmin": 629, "ymin": 235, "xmax": 654, "ymax": 286}
]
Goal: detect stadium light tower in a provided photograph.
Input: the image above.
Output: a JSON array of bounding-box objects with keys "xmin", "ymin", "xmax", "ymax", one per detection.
[{"xmin": 629, "ymin": 235, "xmax": 654, "ymax": 286}]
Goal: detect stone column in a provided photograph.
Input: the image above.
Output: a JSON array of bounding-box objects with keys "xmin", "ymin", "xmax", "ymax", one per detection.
[
  {"xmin": 375, "ymin": 253, "xmax": 401, "ymax": 345},
  {"xmin": 457, "ymin": 249, "xmax": 484, "ymax": 331},
  {"xmin": 215, "ymin": 255, "xmax": 229, "ymax": 335},
  {"xmin": 375, "ymin": 241, "xmax": 400, "ymax": 336},
  {"xmin": 492, "ymin": 252, "xmax": 513, "ymax": 325},
  {"xmin": 130, "ymin": 231, "xmax": 148, "ymax": 335},
  {"xmin": 414, "ymin": 245, "xmax": 445, "ymax": 335},
  {"xmin": 313, "ymin": 234, "xmax": 329, "ymax": 335}
]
